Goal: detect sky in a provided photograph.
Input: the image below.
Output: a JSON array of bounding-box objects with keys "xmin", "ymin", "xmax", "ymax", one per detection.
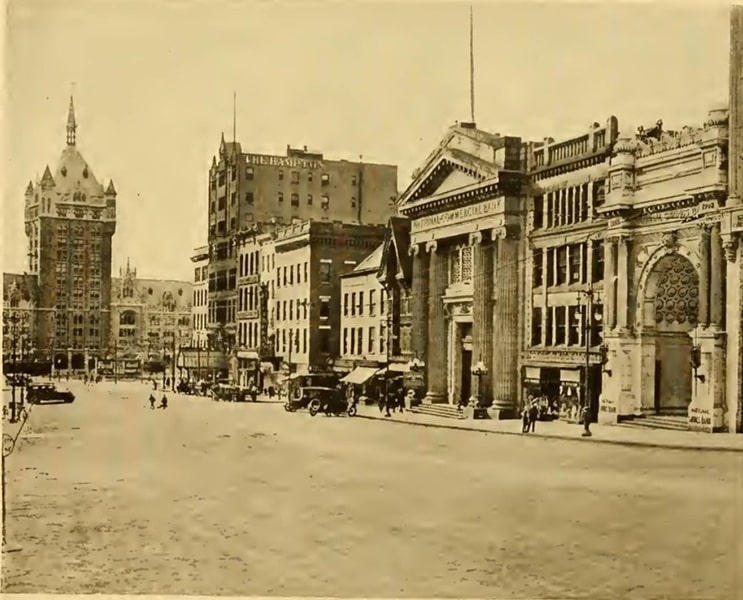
[{"xmin": 2, "ymin": 0, "xmax": 731, "ymax": 281}]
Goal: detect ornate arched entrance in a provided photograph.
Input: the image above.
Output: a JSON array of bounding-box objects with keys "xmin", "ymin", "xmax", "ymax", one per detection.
[{"xmin": 641, "ymin": 253, "xmax": 699, "ymax": 413}]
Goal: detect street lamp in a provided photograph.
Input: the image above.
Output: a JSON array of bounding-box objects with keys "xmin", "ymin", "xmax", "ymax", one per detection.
[
  {"xmin": 576, "ymin": 287, "xmax": 603, "ymax": 437},
  {"xmin": 469, "ymin": 359, "xmax": 489, "ymax": 418},
  {"xmin": 3, "ymin": 311, "xmax": 29, "ymax": 424}
]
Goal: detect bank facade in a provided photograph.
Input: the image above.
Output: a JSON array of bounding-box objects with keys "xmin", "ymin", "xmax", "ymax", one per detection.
[{"xmin": 397, "ymin": 111, "xmax": 743, "ymax": 433}]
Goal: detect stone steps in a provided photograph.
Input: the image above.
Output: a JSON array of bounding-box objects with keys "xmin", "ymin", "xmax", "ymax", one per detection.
[
  {"xmin": 410, "ymin": 403, "xmax": 465, "ymax": 420},
  {"xmin": 619, "ymin": 415, "xmax": 689, "ymax": 431}
]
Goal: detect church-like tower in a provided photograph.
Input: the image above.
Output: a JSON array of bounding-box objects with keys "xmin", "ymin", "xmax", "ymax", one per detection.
[{"xmin": 24, "ymin": 96, "xmax": 118, "ymax": 372}]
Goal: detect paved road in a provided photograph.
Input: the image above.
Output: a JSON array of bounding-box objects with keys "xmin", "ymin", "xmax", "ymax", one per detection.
[{"xmin": 2, "ymin": 381, "xmax": 742, "ymax": 598}]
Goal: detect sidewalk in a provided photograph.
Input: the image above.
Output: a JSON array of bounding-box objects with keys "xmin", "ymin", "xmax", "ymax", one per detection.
[{"xmin": 354, "ymin": 404, "xmax": 743, "ymax": 452}]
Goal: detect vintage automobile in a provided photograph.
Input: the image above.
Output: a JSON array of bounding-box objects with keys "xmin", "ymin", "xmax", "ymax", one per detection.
[
  {"xmin": 26, "ymin": 383, "xmax": 75, "ymax": 405},
  {"xmin": 303, "ymin": 386, "xmax": 355, "ymax": 417}
]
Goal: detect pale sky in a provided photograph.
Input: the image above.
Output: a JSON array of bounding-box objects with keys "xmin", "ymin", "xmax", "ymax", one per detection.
[{"xmin": 2, "ymin": 0, "xmax": 730, "ymax": 281}]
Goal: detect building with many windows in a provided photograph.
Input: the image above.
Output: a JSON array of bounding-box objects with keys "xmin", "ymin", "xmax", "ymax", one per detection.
[
  {"xmin": 190, "ymin": 245, "xmax": 209, "ymax": 348},
  {"xmin": 21, "ymin": 96, "xmax": 117, "ymax": 374},
  {"xmin": 272, "ymin": 220, "xmax": 386, "ymax": 374},
  {"xmin": 108, "ymin": 260, "xmax": 192, "ymax": 379},
  {"xmin": 205, "ymin": 138, "xmax": 398, "ymax": 351}
]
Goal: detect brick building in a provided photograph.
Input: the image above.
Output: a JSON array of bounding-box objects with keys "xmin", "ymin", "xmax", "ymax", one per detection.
[
  {"xmin": 205, "ymin": 138, "xmax": 398, "ymax": 352},
  {"xmin": 271, "ymin": 220, "xmax": 386, "ymax": 374},
  {"xmin": 20, "ymin": 96, "xmax": 117, "ymax": 374}
]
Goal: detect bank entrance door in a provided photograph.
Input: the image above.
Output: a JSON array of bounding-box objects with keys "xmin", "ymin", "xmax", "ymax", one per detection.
[{"xmin": 460, "ymin": 349, "xmax": 472, "ymax": 405}]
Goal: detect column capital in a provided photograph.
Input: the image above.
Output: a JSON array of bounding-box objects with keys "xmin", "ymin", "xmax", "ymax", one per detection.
[
  {"xmin": 722, "ymin": 237, "xmax": 739, "ymax": 262},
  {"xmin": 425, "ymin": 240, "xmax": 438, "ymax": 254},
  {"xmin": 698, "ymin": 222, "xmax": 713, "ymax": 236},
  {"xmin": 408, "ymin": 243, "xmax": 422, "ymax": 257},
  {"xmin": 491, "ymin": 224, "xmax": 519, "ymax": 240},
  {"xmin": 468, "ymin": 231, "xmax": 485, "ymax": 246}
]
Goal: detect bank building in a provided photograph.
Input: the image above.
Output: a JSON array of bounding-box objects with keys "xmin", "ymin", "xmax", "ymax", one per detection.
[{"xmin": 397, "ymin": 106, "xmax": 743, "ymax": 433}]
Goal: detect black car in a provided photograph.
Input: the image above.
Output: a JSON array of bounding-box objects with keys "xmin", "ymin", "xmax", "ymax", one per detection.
[{"xmin": 26, "ymin": 383, "xmax": 75, "ymax": 405}]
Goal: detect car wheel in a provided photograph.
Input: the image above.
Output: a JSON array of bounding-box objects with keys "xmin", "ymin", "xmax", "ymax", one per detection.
[
  {"xmin": 347, "ymin": 405, "xmax": 357, "ymax": 417},
  {"xmin": 308, "ymin": 399, "xmax": 320, "ymax": 416}
]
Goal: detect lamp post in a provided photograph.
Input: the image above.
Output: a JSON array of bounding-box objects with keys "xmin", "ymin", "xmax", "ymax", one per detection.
[
  {"xmin": 469, "ymin": 359, "xmax": 489, "ymax": 419},
  {"xmin": 4, "ymin": 311, "xmax": 29, "ymax": 424},
  {"xmin": 576, "ymin": 286, "xmax": 603, "ymax": 437}
]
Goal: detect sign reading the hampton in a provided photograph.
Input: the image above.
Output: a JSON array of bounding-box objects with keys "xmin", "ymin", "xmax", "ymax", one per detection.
[
  {"xmin": 411, "ymin": 199, "xmax": 499, "ymax": 233},
  {"xmin": 244, "ymin": 153, "xmax": 323, "ymax": 170}
]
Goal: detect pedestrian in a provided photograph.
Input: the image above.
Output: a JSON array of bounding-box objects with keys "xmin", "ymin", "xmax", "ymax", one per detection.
[
  {"xmin": 521, "ymin": 403, "xmax": 530, "ymax": 433},
  {"xmin": 84, "ymin": 373, "xmax": 88, "ymax": 385},
  {"xmin": 149, "ymin": 394, "xmax": 156, "ymax": 410},
  {"xmin": 528, "ymin": 399, "xmax": 538, "ymax": 433},
  {"xmin": 159, "ymin": 395, "xmax": 168, "ymax": 410}
]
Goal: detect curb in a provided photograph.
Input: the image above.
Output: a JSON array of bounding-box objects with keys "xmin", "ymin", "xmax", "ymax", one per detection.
[{"xmin": 354, "ymin": 413, "xmax": 743, "ymax": 454}]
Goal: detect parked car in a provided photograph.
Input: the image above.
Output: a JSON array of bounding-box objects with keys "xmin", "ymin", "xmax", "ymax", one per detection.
[{"xmin": 26, "ymin": 383, "xmax": 75, "ymax": 405}]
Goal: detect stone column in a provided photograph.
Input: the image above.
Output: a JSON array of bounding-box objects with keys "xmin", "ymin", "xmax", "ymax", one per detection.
[
  {"xmin": 616, "ymin": 236, "xmax": 630, "ymax": 329},
  {"xmin": 424, "ymin": 240, "xmax": 448, "ymax": 404},
  {"xmin": 67, "ymin": 348, "xmax": 72, "ymax": 377},
  {"xmin": 410, "ymin": 243, "xmax": 429, "ymax": 366},
  {"xmin": 491, "ymin": 226, "xmax": 520, "ymax": 418},
  {"xmin": 469, "ymin": 231, "xmax": 493, "ymax": 406},
  {"xmin": 710, "ymin": 223, "xmax": 725, "ymax": 328},
  {"xmin": 698, "ymin": 225, "xmax": 711, "ymax": 328},
  {"xmin": 605, "ymin": 238, "xmax": 617, "ymax": 330},
  {"xmin": 84, "ymin": 348, "xmax": 90, "ymax": 376}
]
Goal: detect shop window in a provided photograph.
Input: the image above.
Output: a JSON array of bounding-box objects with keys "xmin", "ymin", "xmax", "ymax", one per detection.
[{"xmin": 531, "ymin": 307, "xmax": 542, "ymax": 346}]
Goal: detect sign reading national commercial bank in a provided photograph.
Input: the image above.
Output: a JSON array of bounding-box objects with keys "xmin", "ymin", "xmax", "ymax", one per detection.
[
  {"xmin": 245, "ymin": 154, "xmax": 323, "ymax": 170},
  {"xmin": 411, "ymin": 199, "xmax": 499, "ymax": 234}
]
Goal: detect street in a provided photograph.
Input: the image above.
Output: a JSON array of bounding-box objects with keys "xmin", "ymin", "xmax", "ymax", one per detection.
[{"xmin": 2, "ymin": 381, "xmax": 741, "ymax": 598}]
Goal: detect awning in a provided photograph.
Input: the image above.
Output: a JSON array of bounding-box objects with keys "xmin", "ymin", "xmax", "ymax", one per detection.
[
  {"xmin": 387, "ymin": 363, "xmax": 410, "ymax": 373},
  {"xmin": 560, "ymin": 369, "xmax": 581, "ymax": 383},
  {"xmin": 340, "ymin": 366, "xmax": 382, "ymax": 385},
  {"xmin": 237, "ymin": 350, "xmax": 259, "ymax": 359}
]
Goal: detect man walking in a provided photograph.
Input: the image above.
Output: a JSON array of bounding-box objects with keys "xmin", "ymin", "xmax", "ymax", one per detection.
[
  {"xmin": 528, "ymin": 399, "xmax": 539, "ymax": 433},
  {"xmin": 149, "ymin": 393, "xmax": 156, "ymax": 410}
]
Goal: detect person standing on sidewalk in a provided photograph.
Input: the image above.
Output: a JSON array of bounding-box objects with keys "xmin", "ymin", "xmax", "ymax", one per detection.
[
  {"xmin": 528, "ymin": 399, "xmax": 538, "ymax": 433},
  {"xmin": 149, "ymin": 394, "xmax": 156, "ymax": 410}
]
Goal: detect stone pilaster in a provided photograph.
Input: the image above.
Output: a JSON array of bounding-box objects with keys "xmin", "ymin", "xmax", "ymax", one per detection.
[
  {"xmin": 688, "ymin": 327, "xmax": 726, "ymax": 432},
  {"xmin": 67, "ymin": 348, "xmax": 72, "ymax": 376},
  {"xmin": 490, "ymin": 226, "xmax": 519, "ymax": 418},
  {"xmin": 698, "ymin": 225, "xmax": 711, "ymax": 327},
  {"xmin": 710, "ymin": 223, "xmax": 725, "ymax": 328},
  {"xmin": 84, "ymin": 348, "xmax": 90, "ymax": 376},
  {"xmin": 616, "ymin": 236, "xmax": 630, "ymax": 329},
  {"xmin": 410, "ymin": 243, "xmax": 429, "ymax": 368},
  {"xmin": 605, "ymin": 238, "xmax": 617, "ymax": 330},
  {"xmin": 469, "ymin": 231, "xmax": 493, "ymax": 406},
  {"xmin": 424, "ymin": 240, "xmax": 448, "ymax": 404}
]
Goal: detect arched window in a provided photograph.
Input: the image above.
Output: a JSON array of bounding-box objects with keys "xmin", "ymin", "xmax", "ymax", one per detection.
[{"xmin": 120, "ymin": 310, "xmax": 136, "ymax": 326}]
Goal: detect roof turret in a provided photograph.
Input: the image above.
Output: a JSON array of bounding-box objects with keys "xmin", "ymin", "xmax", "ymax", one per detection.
[{"xmin": 66, "ymin": 95, "xmax": 77, "ymax": 146}]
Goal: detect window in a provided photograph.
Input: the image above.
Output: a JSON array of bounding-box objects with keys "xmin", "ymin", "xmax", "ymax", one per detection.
[
  {"xmin": 291, "ymin": 193, "xmax": 299, "ymax": 207},
  {"xmin": 569, "ymin": 245, "xmax": 582, "ymax": 284},
  {"xmin": 304, "ymin": 262, "xmax": 308, "ymax": 281},
  {"xmin": 319, "ymin": 329, "xmax": 330, "ymax": 354},
  {"xmin": 231, "ymin": 192, "xmax": 237, "ymax": 205},
  {"xmin": 343, "ymin": 293, "xmax": 349, "ymax": 316},
  {"xmin": 555, "ymin": 306, "xmax": 567, "ymax": 345},
  {"xmin": 278, "ymin": 192, "xmax": 284, "ymax": 203},
  {"xmin": 194, "ymin": 268, "xmax": 201, "ymax": 283},
  {"xmin": 556, "ymin": 247, "xmax": 567, "ymax": 286},
  {"xmin": 351, "ymin": 292, "xmax": 356, "ymax": 316},
  {"xmin": 278, "ymin": 170, "xmax": 284, "ymax": 181},
  {"xmin": 368, "ymin": 326, "xmax": 375, "ymax": 353},
  {"xmin": 533, "ymin": 195, "xmax": 544, "ymax": 229},
  {"xmin": 246, "ymin": 191, "xmax": 254, "ymax": 204},
  {"xmin": 531, "ymin": 307, "xmax": 542, "ymax": 346},
  {"xmin": 532, "ymin": 249, "xmax": 543, "ymax": 287},
  {"xmin": 351, "ymin": 196, "xmax": 356, "ymax": 208},
  {"xmin": 546, "ymin": 307, "xmax": 554, "ymax": 346},
  {"xmin": 568, "ymin": 305, "xmax": 580, "ymax": 345},
  {"xmin": 289, "ymin": 265, "xmax": 294, "ymax": 285},
  {"xmin": 246, "ymin": 167, "xmax": 254, "ymax": 180},
  {"xmin": 218, "ymin": 197, "xmax": 226, "ymax": 210},
  {"xmin": 289, "ymin": 299, "xmax": 294, "ymax": 321},
  {"xmin": 379, "ymin": 323, "xmax": 386, "ymax": 353},
  {"xmin": 319, "ymin": 298, "xmax": 330, "ymax": 319},
  {"xmin": 350, "ymin": 328, "xmax": 356, "ymax": 355},
  {"xmin": 343, "ymin": 328, "xmax": 348, "ymax": 355},
  {"xmin": 321, "ymin": 195, "xmax": 329, "ymax": 210},
  {"xmin": 302, "ymin": 328, "xmax": 307, "ymax": 354},
  {"xmin": 291, "ymin": 171, "xmax": 299, "ymax": 184},
  {"xmin": 283, "ymin": 266, "xmax": 287, "ymax": 286},
  {"xmin": 592, "ymin": 240, "xmax": 605, "ymax": 282},
  {"xmin": 450, "ymin": 245, "xmax": 474, "ymax": 284},
  {"xmin": 369, "ymin": 290, "xmax": 376, "ymax": 316},
  {"xmin": 356, "ymin": 327, "xmax": 363, "ymax": 355},
  {"xmin": 321, "ymin": 173, "xmax": 329, "ymax": 185},
  {"xmin": 351, "ymin": 175, "xmax": 357, "ymax": 186},
  {"xmin": 308, "ymin": 171, "xmax": 313, "ymax": 182},
  {"xmin": 319, "ymin": 261, "xmax": 331, "ymax": 284},
  {"xmin": 307, "ymin": 194, "xmax": 313, "ymax": 205}
]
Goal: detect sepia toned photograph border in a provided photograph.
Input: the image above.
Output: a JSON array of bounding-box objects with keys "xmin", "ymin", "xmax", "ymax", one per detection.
[{"xmin": 1, "ymin": 0, "xmax": 742, "ymax": 599}]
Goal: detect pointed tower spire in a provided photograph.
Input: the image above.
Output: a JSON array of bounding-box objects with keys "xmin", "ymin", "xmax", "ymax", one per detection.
[{"xmin": 66, "ymin": 95, "xmax": 77, "ymax": 146}]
